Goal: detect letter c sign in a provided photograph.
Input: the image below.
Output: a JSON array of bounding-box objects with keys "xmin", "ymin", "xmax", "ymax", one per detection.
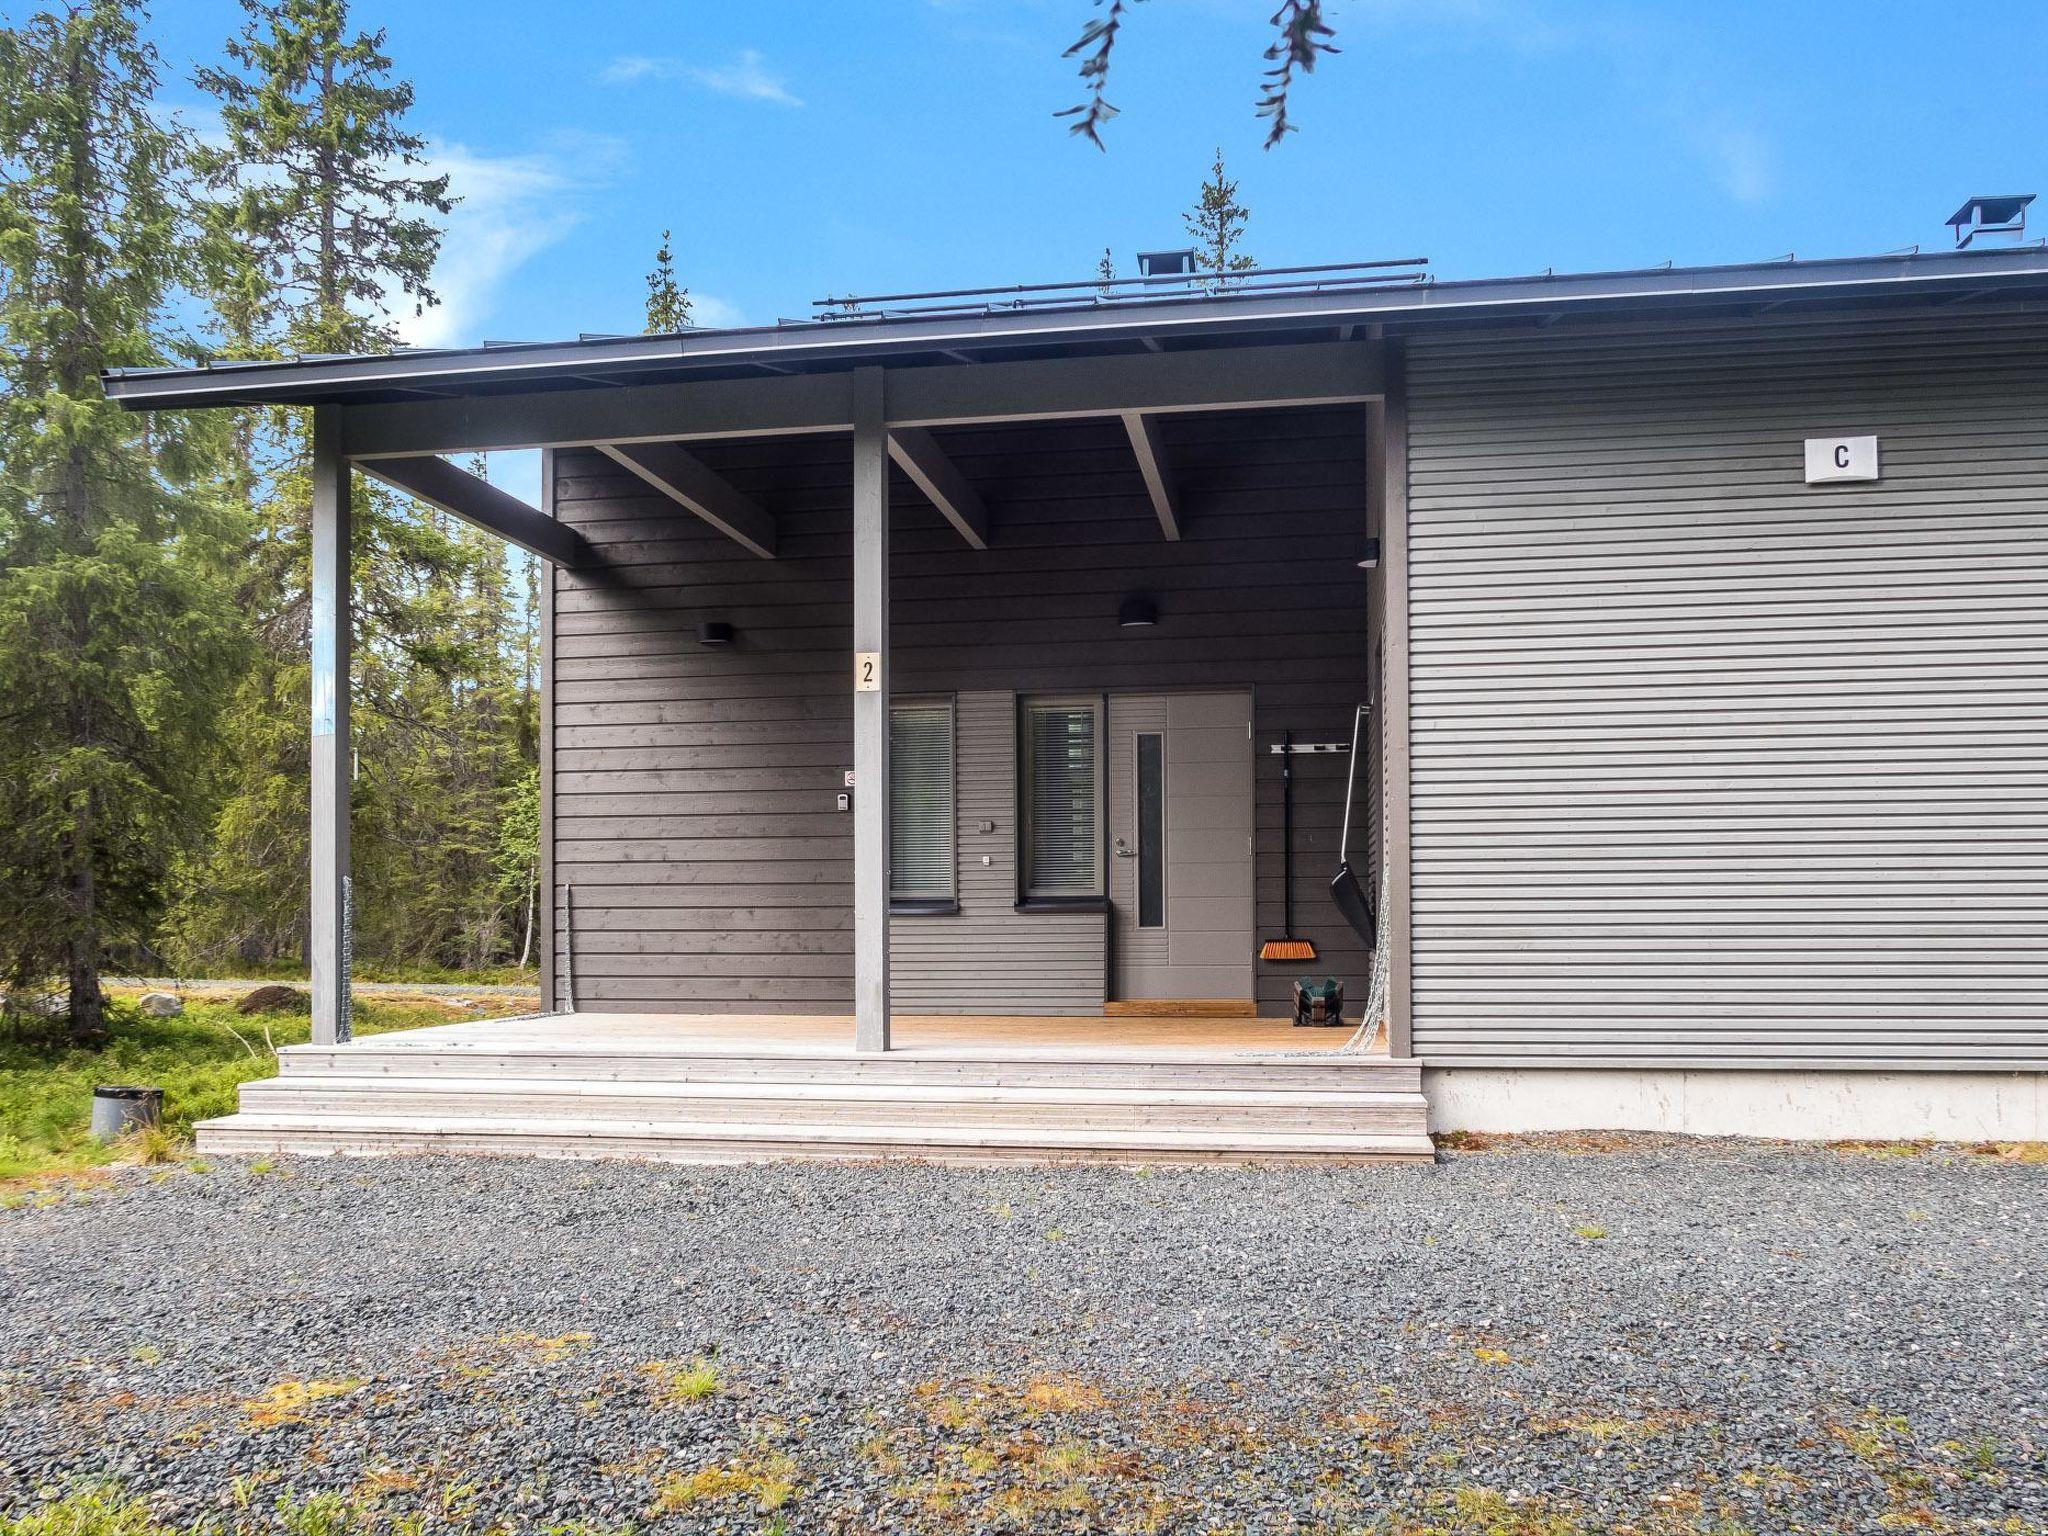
[{"xmin": 1804, "ymin": 435, "xmax": 1879, "ymax": 484}]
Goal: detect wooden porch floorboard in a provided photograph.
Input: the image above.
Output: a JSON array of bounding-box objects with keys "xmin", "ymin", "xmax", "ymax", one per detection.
[{"xmin": 341, "ymin": 1010, "xmax": 1388, "ymax": 1062}]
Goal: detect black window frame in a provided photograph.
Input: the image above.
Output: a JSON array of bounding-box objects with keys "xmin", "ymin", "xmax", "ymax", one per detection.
[
  {"xmin": 889, "ymin": 695, "xmax": 958, "ymax": 911},
  {"xmin": 1017, "ymin": 694, "xmax": 1106, "ymax": 909}
]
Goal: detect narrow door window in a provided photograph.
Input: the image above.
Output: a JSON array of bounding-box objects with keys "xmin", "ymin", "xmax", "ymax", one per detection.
[{"xmin": 1135, "ymin": 731, "xmax": 1165, "ymax": 928}]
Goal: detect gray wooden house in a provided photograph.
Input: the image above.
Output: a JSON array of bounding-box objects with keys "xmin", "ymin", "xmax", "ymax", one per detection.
[{"xmin": 108, "ymin": 237, "xmax": 2048, "ymax": 1159}]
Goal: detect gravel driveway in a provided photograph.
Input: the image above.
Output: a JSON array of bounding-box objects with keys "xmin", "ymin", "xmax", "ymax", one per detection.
[{"xmin": 2, "ymin": 1142, "xmax": 2043, "ymax": 1533}]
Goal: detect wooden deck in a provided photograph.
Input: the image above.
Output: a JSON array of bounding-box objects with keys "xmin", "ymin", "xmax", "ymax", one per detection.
[
  {"xmin": 197, "ymin": 1011, "xmax": 1433, "ymax": 1166},
  {"xmin": 334, "ymin": 1011, "xmax": 1381, "ymax": 1059}
]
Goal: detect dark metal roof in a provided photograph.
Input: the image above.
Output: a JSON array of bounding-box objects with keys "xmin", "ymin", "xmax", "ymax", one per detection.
[{"xmin": 103, "ymin": 244, "xmax": 2048, "ymax": 413}]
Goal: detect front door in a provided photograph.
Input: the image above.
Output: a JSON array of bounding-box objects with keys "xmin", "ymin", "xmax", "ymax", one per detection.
[{"xmin": 1108, "ymin": 692, "xmax": 1255, "ymax": 1003}]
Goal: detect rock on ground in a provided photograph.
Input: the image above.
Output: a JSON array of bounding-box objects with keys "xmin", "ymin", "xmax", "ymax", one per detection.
[
  {"xmin": 136, "ymin": 992, "xmax": 183, "ymax": 1018},
  {"xmin": 0, "ymin": 1141, "xmax": 2043, "ymax": 1533}
]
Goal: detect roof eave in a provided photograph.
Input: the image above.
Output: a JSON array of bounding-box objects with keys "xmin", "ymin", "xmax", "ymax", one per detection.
[{"xmin": 102, "ymin": 245, "xmax": 2048, "ymax": 412}]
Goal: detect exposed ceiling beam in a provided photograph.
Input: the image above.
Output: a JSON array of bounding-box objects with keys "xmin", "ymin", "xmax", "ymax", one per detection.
[
  {"xmin": 1120, "ymin": 411, "xmax": 1181, "ymax": 541},
  {"xmin": 887, "ymin": 427, "xmax": 989, "ymax": 550},
  {"xmin": 340, "ymin": 340, "xmax": 1383, "ymax": 459},
  {"xmin": 596, "ymin": 441, "xmax": 777, "ymax": 559},
  {"xmin": 357, "ymin": 455, "xmax": 596, "ymax": 568}
]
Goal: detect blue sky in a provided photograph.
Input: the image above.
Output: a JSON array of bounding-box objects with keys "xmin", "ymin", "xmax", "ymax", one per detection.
[
  {"xmin": 143, "ymin": 0, "xmax": 2048, "ymax": 344},
  {"xmin": 141, "ymin": 1, "xmax": 2048, "ymax": 501}
]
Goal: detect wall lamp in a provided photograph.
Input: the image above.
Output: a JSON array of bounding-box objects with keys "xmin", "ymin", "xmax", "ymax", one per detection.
[
  {"xmin": 1118, "ymin": 594, "xmax": 1159, "ymax": 629},
  {"xmin": 697, "ymin": 621, "xmax": 736, "ymax": 647},
  {"xmin": 1355, "ymin": 538, "xmax": 1382, "ymax": 571}
]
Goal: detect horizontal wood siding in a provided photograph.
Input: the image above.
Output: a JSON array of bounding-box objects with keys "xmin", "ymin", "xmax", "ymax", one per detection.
[
  {"xmin": 1403, "ymin": 307, "xmax": 2048, "ymax": 1069},
  {"xmin": 551, "ymin": 404, "xmax": 1374, "ymax": 1015},
  {"xmin": 890, "ymin": 690, "xmax": 1105, "ymax": 1014}
]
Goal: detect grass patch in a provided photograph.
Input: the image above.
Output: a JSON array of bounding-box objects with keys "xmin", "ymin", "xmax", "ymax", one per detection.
[
  {"xmin": 648, "ymin": 1451, "xmax": 798, "ymax": 1516},
  {"xmin": 0, "ymin": 1485, "xmax": 188, "ymax": 1535},
  {"xmin": 1573, "ymin": 1224, "xmax": 1607, "ymax": 1240},
  {"xmin": 496, "ymin": 1331, "xmax": 594, "ymax": 1363},
  {"xmin": 640, "ymin": 1355, "xmax": 719, "ymax": 1406},
  {"xmin": 0, "ymin": 991, "xmax": 525, "ymax": 1181},
  {"xmin": 241, "ymin": 1377, "xmax": 367, "ymax": 1430},
  {"xmin": 4, "ymin": 1481, "xmax": 633, "ymax": 1536}
]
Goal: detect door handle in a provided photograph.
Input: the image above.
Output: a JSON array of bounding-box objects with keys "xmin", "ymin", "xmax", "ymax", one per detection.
[{"xmin": 1113, "ymin": 837, "xmax": 1137, "ymax": 858}]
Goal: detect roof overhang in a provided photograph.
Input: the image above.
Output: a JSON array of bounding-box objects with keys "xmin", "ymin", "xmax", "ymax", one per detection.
[{"xmin": 104, "ymin": 245, "xmax": 2048, "ymax": 414}]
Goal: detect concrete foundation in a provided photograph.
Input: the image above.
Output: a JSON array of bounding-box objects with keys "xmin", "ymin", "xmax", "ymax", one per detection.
[{"xmin": 1423, "ymin": 1067, "xmax": 2048, "ymax": 1142}]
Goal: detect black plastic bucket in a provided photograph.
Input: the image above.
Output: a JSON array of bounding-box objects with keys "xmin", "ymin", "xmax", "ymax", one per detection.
[{"xmin": 90, "ymin": 1085, "xmax": 163, "ymax": 1142}]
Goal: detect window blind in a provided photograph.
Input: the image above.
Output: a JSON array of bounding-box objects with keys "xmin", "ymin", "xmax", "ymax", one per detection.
[
  {"xmin": 1024, "ymin": 701, "xmax": 1100, "ymax": 897},
  {"xmin": 890, "ymin": 702, "xmax": 955, "ymax": 900}
]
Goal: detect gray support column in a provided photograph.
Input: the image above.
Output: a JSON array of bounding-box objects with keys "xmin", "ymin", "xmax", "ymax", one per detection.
[
  {"xmin": 309, "ymin": 407, "xmax": 353, "ymax": 1044},
  {"xmin": 1376, "ymin": 347, "xmax": 1414, "ymax": 1059},
  {"xmin": 537, "ymin": 448, "xmax": 558, "ymax": 1014},
  {"xmin": 851, "ymin": 367, "xmax": 891, "ymax": 1051}
]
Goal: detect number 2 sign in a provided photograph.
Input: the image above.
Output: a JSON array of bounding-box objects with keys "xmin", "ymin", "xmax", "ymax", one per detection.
[{"xmin": 854, "ymin": 651, "xmax": 881, "ymax": 692}]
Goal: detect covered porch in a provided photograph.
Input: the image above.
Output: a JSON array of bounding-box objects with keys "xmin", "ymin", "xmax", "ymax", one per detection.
[{"xmin": 114, "ymin": 277, "xmax": 1426, "ymax": 1161}]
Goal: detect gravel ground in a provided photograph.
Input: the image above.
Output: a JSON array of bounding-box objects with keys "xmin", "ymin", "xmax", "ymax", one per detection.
[{"xmin": 1, "ymin": 1142, "xmax": 2043, "ymax": 1534}]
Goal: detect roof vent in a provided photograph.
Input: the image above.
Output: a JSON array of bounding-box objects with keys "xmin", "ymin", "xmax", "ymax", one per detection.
[
  {"xmin": 1136, "ymin": 248, "xmax": 1198, "ymax": 278},
  {"xmin": 1946, "ymin": 194, "xmax": 2034, "ymax": 248}
]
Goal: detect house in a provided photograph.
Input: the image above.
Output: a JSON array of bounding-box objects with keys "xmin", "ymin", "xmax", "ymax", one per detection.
[{"xmin": 106, "ymin": 234, "xmax": 2048, "ymax": 1159}]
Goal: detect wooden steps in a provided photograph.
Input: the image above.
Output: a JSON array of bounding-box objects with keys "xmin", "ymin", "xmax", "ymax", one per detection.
[{"xmin": 196, "ymin": 1027, "xmax": 1434, "ymax": 1166}]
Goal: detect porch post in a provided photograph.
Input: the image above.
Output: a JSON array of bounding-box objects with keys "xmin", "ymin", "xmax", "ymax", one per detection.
[
  {"xmin": 1376, "ymin": 347, "xmax": 1413, "ymax": 1059},
  {"xmin": 309, "ymin": 406, "xmax": 353, "ymax": 1045},
  {"xmin": 851, "ymin": 367, "xmax": 891, "ymax": 1051}
]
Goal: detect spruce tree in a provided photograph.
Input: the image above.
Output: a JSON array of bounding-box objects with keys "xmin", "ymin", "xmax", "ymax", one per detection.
[
  {"xmin": 194, "ymin": 0, "xmax": 450, "ymax": 353},
  {"xmin": 0, "ymin": 2, "xmax": 247, "ymax": 1037},
  {"xmin": 182, "ymin": 0, "xmax": 486, "ymax": 974},
  {"xmin": 645, "ymin": 230, "xmax": 693, "ymax": 332},
  {"xmin": 1184, "ymin": 148, "xmax": 1256, "ymax": 293}
]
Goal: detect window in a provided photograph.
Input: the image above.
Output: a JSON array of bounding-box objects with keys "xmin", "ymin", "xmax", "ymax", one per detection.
[
  {"xmin": 1135, "ymin": 731, "xmax": 1165, "ymax": 928},
  {"xmin": 1021, "ymin": 697, "xmax": 1103, "ymax": 900},
  {"xmin": 890, "ymin": 700, "xmax": 956, "ymax": 903}
]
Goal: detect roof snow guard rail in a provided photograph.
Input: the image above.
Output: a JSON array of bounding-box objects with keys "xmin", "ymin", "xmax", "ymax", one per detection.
[{"xmin": 808, "ymin": 258, "xmax": 1431, "ymax": 322}]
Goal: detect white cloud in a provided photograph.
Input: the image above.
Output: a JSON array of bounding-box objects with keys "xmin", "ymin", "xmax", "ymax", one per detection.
[
  {"xmin": 690, "ymin": 294, "xmax": 748, "ymax": 329},
  {"xmin": 1689, "ymin": 119, "xmax": 1775, "ymax": 205},
  {"xmin": 599, "ymin": 49, "xmax": 802, "ymax": 106},
  {"xmin": 395, "ymin": 136, "xmax": 623, "ymax": 349}
]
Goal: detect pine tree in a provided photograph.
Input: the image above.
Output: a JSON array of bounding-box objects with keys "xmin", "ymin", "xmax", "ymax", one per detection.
[
  {"xmin": 645, "ymin": 229, "xmax": 693, "ymax": 333},
  {"xmin": 1184, "ymin": 148, "xmax": 1257, "ymax": 293},
  {"xmin": 0, "ymin": 2, "xmax": 248, "ymax": 1038},
  {"xmin": 1095, "ymin": 247, "xmax": 1117, "ymax": 299}
]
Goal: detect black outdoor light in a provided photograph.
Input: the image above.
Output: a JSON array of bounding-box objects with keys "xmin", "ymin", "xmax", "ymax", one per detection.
[
  {"xmin": 1118, "ymin": 594, "xmax": 1158, "ymax": 629},
  {"xmin": 696, "ymin": 621, "xmax": 736, "ymax": 647},
  {"xmin": 1355, "ymin": 538, "xmax": 1382, "ymax": 571}
]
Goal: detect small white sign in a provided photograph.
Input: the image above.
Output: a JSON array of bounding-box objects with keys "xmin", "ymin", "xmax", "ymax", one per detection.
[
  {"xmin": 853, "ymin": 650, "xmax": 881, "ymax": 692},
  {"xmin": 843, "ymin": 770, "xmax": 856, "ymax": 788},
  {"xmin": 1805, "ymin": 435, "xmax": 1879, "ymax": 484}
]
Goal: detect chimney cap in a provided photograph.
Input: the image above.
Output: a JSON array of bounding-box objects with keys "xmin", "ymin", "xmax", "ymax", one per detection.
[
  {"xmin": 1136, "ymin": 248, "xmax": 1198, "ymax": 278},
  {"xmin": 1946, "ymin": 194, "xmax": 2035, "ymax": 247}
]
